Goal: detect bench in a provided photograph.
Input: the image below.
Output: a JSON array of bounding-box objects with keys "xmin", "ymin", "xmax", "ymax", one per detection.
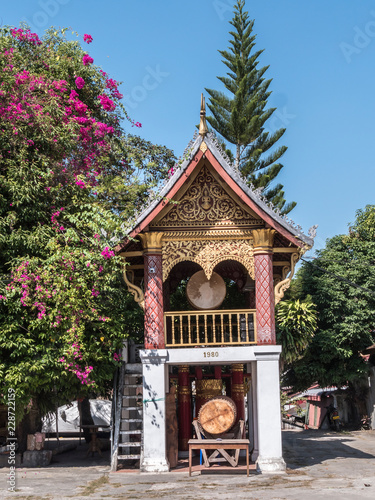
[{"xmin": 188, "ymin": 438, "xmax": 250, "ymax": 476}]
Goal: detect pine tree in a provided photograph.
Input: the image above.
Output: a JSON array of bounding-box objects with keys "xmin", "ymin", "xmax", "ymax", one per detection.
[{"xmin": 205, "ymin": 0, "xmax": 296, "ymax": 214}]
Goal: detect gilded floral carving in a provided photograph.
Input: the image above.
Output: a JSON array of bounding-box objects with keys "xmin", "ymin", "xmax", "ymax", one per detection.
[
  {"xmin": 162, "ymin": 239, "xmax": 254, "ymax": 282},
  {"xmin": 152, "ymin": 166, "xmax": 261, "ymax": 228}
]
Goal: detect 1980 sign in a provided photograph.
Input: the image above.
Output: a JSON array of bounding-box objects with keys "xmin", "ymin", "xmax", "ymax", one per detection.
[{"xmin": 203, "ymin": 351, "xmax": 219, "ymax": 358}]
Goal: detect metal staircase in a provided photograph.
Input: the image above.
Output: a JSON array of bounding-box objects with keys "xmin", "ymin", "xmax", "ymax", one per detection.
[
  {"xmin": 118, "ymin": 364, "xmax": 143, "ymax": 463},
  {"xmin": 111, "ymin": 344, "xmax": 143, "ymax": 471}
]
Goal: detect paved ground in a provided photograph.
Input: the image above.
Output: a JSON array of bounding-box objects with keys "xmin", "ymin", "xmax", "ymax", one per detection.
[{"xmin": 1, "ymin": 429, "xmax": 375, "ymax": 499}]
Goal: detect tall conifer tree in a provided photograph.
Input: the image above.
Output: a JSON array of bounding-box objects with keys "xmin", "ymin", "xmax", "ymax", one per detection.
[{"xmin": 206, "ymin": 0, "xmax": 295, "ymax": 214}]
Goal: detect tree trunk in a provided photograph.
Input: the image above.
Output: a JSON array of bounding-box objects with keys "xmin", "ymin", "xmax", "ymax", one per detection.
[
  {"xmin": 81, "ymin": 397, "xmax": 94, "ymax": 443},
  {"xmin": 16, "ymin": 401, "xmax": 42, "ymax": 453},
  {"xmin": 236, "ymin": 144, "xmax": 240, "ymax": 170}
]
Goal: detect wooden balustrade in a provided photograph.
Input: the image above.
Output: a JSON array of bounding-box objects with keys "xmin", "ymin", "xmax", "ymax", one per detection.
[{"xmin": 164, "ymin": 309, "xmax": 257, "ymax": 347}]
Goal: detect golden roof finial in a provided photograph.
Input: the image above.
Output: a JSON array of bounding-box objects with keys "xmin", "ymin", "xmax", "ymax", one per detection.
[{"xmin": 199, "ymin": 93, "xmax": 208, "ymax": 137}]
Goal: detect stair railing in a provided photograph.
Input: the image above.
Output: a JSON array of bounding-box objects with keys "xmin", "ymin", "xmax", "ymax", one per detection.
[{"xmin": 110, "ymin": 361, "xmax": 125, "ymax": 471}]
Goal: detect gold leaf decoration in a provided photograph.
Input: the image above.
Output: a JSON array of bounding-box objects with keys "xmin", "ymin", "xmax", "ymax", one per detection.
[
  {"xmin": 152, "ymin": 165, "xmax": 261, "ymax": 228},
  {"xmin": 162, "ymin": 239, "xmax": 254, "ymax": 282}
]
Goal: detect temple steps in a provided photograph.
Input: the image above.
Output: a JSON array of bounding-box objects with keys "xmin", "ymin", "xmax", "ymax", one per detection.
[
  {"xmin": 110, "ymin": 343, "xmax": 144, "ymax": 471},
  {"xmin": 119, "ymin": 442, "xmax": 142, "ymax": 447},
  {"xmin": 116, "ymin": 362, "xmax": 143, "ymax": 469}
]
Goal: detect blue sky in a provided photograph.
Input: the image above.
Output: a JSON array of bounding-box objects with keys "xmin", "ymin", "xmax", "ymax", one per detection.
[{"xmin": 3, "ymin": 0, "xmax": 375, "ymax": 254}]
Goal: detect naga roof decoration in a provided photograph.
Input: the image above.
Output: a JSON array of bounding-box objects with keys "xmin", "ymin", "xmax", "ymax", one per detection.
[{"xmin": 122, "ymin": 131, "xmax": 316, "ymax": 249}]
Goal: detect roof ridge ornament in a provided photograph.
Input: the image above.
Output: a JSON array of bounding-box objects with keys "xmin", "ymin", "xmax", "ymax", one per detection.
[{"xmin": 199, "ymin": 93, "xmax": 208, "ymax": 137}]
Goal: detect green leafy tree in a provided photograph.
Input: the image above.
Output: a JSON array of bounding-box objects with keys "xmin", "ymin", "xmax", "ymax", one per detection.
[
  {"xmin": 205, "ymin": 0, "xmax": 295, "ymax": 213},
  {"xmin": 97, "ymin": 134, "xmax": 175, "ymax": 217},
  {"xmin": 285, "ymin": 205, "xmax": 375, "ymax": 391},
  {"xmin": 276, "ymin": 298, "xmax": 317, "ymax": 369},
  {"xmin": 0, "ymin": 25, "xmax": 172, "ymax": 422}
]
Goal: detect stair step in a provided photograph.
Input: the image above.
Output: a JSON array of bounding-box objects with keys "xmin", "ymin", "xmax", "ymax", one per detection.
[
  {"xmin": 120, "ymin": 430, "xmax": 142, "ymax": 435},
  {"xmin": 123, "ymin": 396, "xmax": 142, "ymax": 400},
  {"xmin": 124, "ymin": 384, "xmax": 142, "ymax": 388},
  {"xmin": 125, "ymin": 364, "xmax": 142, "ymax": 374},
  {"xmin": 119, "ymin": 442, "xmax": 141, "ymax": 447},
  {"xmin": 121, "ymin": 418, "xmax": 142, "ymax": 423},
  {"xmin": 123, "ymin": 406, "xmax": 143, "ymax": 411},
  {"xmin": 118, "ymin": 454, "xmax": 141, "ymax": 460}
]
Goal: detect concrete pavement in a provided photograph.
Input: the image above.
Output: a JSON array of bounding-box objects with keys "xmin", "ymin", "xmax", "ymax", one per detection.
[{"xmin": 1, "ymin": 429, "xmax": 375, "ymax": 499}]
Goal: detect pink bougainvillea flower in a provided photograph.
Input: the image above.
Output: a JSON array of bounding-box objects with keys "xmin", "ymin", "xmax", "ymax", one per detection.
[
  {"xmin": 75, "ymin": 77, "xmax": 85, "ymax": 89},
  {"xmin": 106, "ymin": 78, "xmax": 118, "ymax": 90},
  {"xmin": 82, "ymin": 54, "xmax": 93, "ymax": 66},
  {"xmin": 83, "ymin": 34, "xmax": 93, "ymax": 44},
  {"xmin": 101, "ymin": 247, "xmax": 115, "ymax": 259},
  {"xmin": 75, "ymin": 179, "xmax": 86, "ymax": 189},
  {"xmin": 98, "ymin": 94, "xmax": 116, "ymax": 111},
  {"xmin": 11, "ymin": 28, "xmax": 41, "ymax": 46},
  {"xmin": 112, "ymin": 90, "xmax": 123, "ymax": 99}
]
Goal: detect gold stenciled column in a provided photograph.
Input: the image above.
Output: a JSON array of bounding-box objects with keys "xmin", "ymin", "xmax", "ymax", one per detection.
[
  {"xmin": 231, "ymin": 364, "xmax": 245, "ymax": 423},
  {"xmin": 253, "ymin": 228, "xmax": 276, "ymax": 345},
  {"xmin": 178, "ymin": 365, "xmax": 192, "ymax": 451},
  {"xmin": 139, "ymin": 232, "xmax": 164, "ymax": 349}
]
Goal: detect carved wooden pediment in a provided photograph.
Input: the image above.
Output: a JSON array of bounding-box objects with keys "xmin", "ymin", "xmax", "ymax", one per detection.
[
  {"xmin": 151, "ymin": 165, "xmax": 262, "ymax": 229},
  {"xmin": 162, "ymin": 238, "xmax": 255, "ymax": 282}
]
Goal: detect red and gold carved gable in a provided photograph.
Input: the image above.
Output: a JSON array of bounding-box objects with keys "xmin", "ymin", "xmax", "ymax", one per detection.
[{"xmin": 150, "ymin": 164, "xmax": 263, "ymax": 229}]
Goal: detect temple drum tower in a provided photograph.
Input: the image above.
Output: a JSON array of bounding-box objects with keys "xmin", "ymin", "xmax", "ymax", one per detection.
[{"xmin": 117, "ymin": 95, "xmax": 316, "ymax": 473}]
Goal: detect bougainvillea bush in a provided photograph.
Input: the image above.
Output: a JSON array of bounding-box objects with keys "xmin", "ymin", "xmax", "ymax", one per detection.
[{"xmin": 0, "ymin": 26, "xmax": 175, "ymax": 421}]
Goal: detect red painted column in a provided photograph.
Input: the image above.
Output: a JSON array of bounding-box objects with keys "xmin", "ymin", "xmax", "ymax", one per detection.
[
  {"xmin": 231, "ymin": 364, "xmax": 245, "ymax": 423},
  {"xmin": 194, "ymin": 367, "xmax": 204, "ymax": 418},
  {"xmin": 253, "ymin": 229, "xmax": 276, "ymax": 345},
  {"xmin": 140, "ymin": 232, "xmax": 165, "ymax": 349},
  {"xmin": 178, "ymin": 365, "xmax": 191, "ymax": 451}
]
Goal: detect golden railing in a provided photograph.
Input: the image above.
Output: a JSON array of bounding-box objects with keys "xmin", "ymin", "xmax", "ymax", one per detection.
[{"xmin": 164, "ymin": 309, "xmax": 257, "ymax": 347}]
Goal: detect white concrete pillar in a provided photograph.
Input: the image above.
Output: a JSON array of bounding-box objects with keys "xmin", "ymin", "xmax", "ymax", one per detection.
[
  {"xmin": 140, "ymin": 349, "xmax": 169, "ymax": 472},
  {"xmin": 249, "ymin": 361, "xmax": 259, "ymax": 461},
  {"xmin": 246, "ymin": 363, "xmax": 253, "ymax": 445},
  {"xmin": 255, "ymin": 348, "xmax": 285, "ymax": 472}
]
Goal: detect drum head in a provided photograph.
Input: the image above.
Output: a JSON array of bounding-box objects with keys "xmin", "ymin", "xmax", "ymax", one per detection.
[
  {"xmin": 186, "ymin": 270, "xmax": 226, "ymax": 310},
  {"xmin": 198, "ymin": 396, "xmax": 237, "ymax": 435}
]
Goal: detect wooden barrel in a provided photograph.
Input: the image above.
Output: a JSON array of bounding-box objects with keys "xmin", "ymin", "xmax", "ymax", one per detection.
[{"xmin": 198, "ymin": 396, "xmax": 237, "ymax": 436}]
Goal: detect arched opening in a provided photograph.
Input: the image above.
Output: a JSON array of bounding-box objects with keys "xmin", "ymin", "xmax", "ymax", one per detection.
[{"xmin": 164, "ymin": 259, "xmax": 256, "ymax": 348}]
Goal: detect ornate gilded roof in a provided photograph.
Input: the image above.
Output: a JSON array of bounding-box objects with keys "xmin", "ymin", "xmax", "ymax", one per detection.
[{"xmin": 122, "ymin": 131, "xmax": 316, "ymax": 249}]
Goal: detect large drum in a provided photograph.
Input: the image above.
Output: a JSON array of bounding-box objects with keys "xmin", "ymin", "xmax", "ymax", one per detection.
[
  {"xmin": 186, "ymin": 270, "xmax": 226, "ymax": 310},
  {"xmin": 198, "ymin": 396, "xmax": 237, "ymax": 436},
  {"xmin": 195, "ymin": 379, "xmax": 223, "ymax": 418}
]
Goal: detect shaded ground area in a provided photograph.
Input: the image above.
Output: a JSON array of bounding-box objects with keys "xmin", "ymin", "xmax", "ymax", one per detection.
[{"xmin": 1, "ymin": 429, "xmax": 375, "ymax": 499}]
